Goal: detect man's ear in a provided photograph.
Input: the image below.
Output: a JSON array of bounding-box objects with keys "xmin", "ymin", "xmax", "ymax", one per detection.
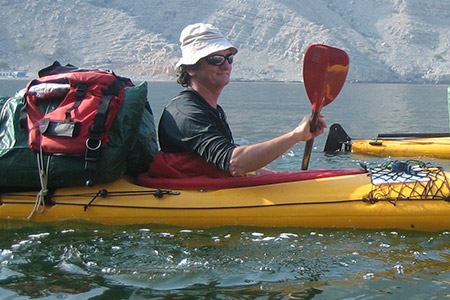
[{"xmin": 186, "ymin": 66, "xmax": 196, "ymax": 77}]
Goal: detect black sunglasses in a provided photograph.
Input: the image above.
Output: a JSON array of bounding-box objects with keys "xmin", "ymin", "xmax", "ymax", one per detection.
[{"xmin": 204, "ymin": 53, "xmax": 235, "ymax": 66}]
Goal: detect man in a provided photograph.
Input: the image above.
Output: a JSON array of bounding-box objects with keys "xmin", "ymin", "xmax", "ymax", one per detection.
[{"xmin": 154, "ymin": 23, "xmax": 326, "ymax": 178}]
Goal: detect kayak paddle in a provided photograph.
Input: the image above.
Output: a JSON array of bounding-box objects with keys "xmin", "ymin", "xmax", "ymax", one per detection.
[{"xmin": 301, "ymin": 44, "xmax": 349, "ymax": 170}]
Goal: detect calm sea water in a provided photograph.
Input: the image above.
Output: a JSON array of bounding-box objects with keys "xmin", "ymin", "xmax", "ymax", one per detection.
[{"xmin": 1, "ymin": 80, "xmax": 450, "ymax": 299}]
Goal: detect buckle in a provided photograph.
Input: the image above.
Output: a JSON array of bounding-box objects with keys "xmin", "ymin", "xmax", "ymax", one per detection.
[{"xmin": 86, "ymin": 138, "xmax": 102, "ymax": 151}]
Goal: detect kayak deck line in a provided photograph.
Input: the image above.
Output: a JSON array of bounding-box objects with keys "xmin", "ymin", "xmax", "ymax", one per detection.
[
  {"xmin": 377, "ymin": 132, "xmax": 450, "ymax": 139},
  {"xmin": 1, "ymin": 189, "xmax": 180, "ymax": 212},
  {"xmin": 1, "ymin": 189, "xmax": 177, "ymax": 199},
  {"xmin": 369, "ymin": 140, "xmax": 435, "ymax": 145},
  {"xmin": 0, "ymin": 198, "xmax": 369, "ymax": 210},
  {"xmin": 1, "ymin": 196, "xmax": 449, "ymax": 210}
]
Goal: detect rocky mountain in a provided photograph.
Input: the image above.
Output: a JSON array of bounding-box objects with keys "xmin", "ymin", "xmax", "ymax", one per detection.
[{"xmin": 1, "ymin": 0, "xmax": 449, "ymax": 83}]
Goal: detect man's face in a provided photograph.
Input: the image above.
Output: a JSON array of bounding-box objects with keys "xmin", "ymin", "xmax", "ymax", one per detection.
[{"xmin": 188, "ymin": 48, "xmax": 235, "ymax": 91}]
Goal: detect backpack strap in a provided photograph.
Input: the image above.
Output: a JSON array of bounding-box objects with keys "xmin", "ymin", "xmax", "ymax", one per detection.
[
  {"xmin": 84, "ymin": 78, "xmax": 129, "ymax": 186},
  {"xmin": 65, "ymin": 83, "xmax": 86, "ymax": 121},
  {"xmin": 19, "ymin": 99, "xmax": 29, "ymax": 130},
  {"xmin": 19, "ymin": 79, "xmax": 40, "ymax": 130}
]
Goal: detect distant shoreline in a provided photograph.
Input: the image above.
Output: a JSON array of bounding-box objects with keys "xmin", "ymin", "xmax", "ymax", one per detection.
[{"xmin": 0, "ymin": 77, "xmax": 449, "ymax": 87}]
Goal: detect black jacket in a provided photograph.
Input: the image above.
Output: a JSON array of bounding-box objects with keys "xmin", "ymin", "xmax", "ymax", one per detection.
[{"xmin": 158, "ymin": 89, "xmax": 236, "ymax": 173}]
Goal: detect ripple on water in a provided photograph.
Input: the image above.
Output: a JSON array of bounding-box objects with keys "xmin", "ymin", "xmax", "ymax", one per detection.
[{"xmin": 0, "ymin": 222, "xmax": 449, "ymax": 298}]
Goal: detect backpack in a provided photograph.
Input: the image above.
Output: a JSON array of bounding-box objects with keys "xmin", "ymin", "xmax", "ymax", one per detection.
[
  {"xmin": 0, "ymin": 61, "xmax": 157, "ymax": 190},
  {"xmin": 24, "ymin": 62, "xmax": 133, "ymax": 176}
]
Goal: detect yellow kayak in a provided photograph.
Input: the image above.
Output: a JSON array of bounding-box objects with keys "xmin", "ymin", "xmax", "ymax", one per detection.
[
  {"xmin": 325, "ymin": 123, "xmax": 450, "ymax": 159},
  {"xmin": 2, "ymin": 164, "xmax": 450, "ymax": 231},
  {"xmin": 351, "ymin": 137, "xmax": 450, "ymax": 159}
]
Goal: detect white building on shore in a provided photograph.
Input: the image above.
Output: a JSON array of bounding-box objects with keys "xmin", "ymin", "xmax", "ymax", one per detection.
[{"xmin": 0, "ymin": 71, "xmax": 27, "ymax": 78}]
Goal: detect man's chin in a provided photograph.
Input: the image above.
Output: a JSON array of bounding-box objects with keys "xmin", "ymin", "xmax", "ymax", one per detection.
[{"xmin": 215, "ymin": 77, "xmax": 230, "ymax": 88}]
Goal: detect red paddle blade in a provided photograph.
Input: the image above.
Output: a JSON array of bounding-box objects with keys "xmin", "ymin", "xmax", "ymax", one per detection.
[{"xmin": 303, "ymin": 44, "xmax": 349, "ymax": 112}]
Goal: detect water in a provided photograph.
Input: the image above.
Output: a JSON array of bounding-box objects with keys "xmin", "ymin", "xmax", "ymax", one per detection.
[{"xmin": 1, "ymin": 80, "xmax": 450, "ymax": 299}]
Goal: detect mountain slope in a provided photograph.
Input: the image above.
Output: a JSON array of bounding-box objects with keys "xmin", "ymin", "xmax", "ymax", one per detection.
[{"xmin": 1, "ymin": 0, "xmax": 449, "ymax": 83}]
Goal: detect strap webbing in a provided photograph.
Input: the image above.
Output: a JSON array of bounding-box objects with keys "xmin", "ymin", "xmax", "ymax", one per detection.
[
  {"xmin": 65, "ymin": 83, "xmax": 86, "ymax": 121},
  {"xmin": 84, "ymin": 78, "xmax": 127, "ymax": 184}
]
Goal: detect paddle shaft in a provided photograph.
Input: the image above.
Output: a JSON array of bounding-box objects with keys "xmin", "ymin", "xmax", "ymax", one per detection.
[{"xmin": 301, "ymin": 109, "xmax": 321, "ymax": 170}]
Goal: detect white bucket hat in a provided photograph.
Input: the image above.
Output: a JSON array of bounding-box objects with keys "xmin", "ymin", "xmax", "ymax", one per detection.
[{"xmin": 176, "ymin": 23, "xmax": 237, "ymax": 67}]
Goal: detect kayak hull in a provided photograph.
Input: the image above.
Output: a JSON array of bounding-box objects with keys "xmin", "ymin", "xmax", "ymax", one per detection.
[
  {"xmin": 2, "ymin": 170, "xmax": 450, "ymax": 231},
  {"xmin": 351, "ymin": 137, "xmax": 450, "ymax": 159}
]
